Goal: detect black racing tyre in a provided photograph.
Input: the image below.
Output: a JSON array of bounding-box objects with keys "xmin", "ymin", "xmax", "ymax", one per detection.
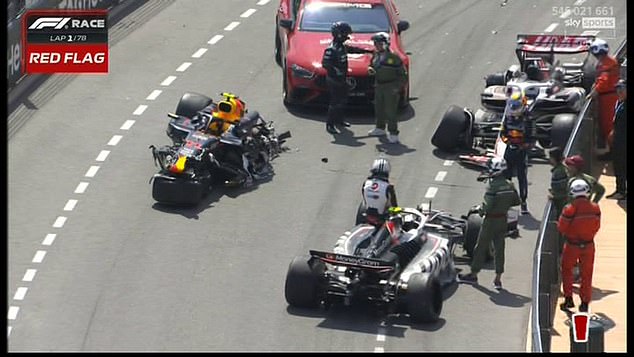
[
  {"xmin": 284, "ymin": 255, "xmax": 325, "ymax": 308},
  {"xmin": 355, "ymin": 201, "xmax": 367, "ymax": 225},
  {"xmin": 152, "ymin": 174, "xmax": 207, "ymax": 206},
  {"xmin": 464, "ymin": 213, "xmax": 482, "ymax": 258},
  {"xmin": 274, "ymin": 25, "xmax": 282, "ymax": 66},
  {"xmin": 581, "ymin": 60, "xmax": 597, "ymax": 93},
  {"xmin": 406, "ymin": 272, "xmax": 442, "ymax": 323},
  {"xmin": 431, "ymin": 105, "xmax": 470, "ymax": 152},
  {"xmin": 550, "ymin": 113, "xmax": 577, "ymax": 149},
  {"xmin": 464, "ymin": 213, "xmax": 494, "ymax": 261},
  {"xmin": 485, "ymin": 72, "xmax": 506, "ymax": 87},
  {"xmin": 282, "ymin": 64, "xmax": 293, "ymax": 108},
  {"xmin": 175, "ymin": 92, "xmax": 214, "ymax": 119}
]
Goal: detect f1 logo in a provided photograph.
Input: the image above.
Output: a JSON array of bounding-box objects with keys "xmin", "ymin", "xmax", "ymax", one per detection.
[
  {"xmin": 28, "ymin": 17, "xmax": 71, "ymax": 30},
  {"xmin": 571, "ymin": 313, "xmax": 590, "ymax": 343}
]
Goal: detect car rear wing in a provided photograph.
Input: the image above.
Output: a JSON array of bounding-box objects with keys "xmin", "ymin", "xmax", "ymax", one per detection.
[
  {"xmin": 309, "ymin": 250, "xmax": 396, "ymax": 272},
  {"xmin": 516, "ymin": 34, "xmax": 596, "ymax": 54}
]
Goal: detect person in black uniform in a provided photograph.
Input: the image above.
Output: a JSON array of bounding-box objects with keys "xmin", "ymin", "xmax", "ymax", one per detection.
[{"xmin": 321, "ymin": 21, "xmax": 372, "ymax": 135}]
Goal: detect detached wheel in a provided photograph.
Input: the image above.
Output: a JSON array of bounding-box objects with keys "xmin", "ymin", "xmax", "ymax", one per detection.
[
  {"xmin": 175, "ymin": 92, "xmax": 213, "ymax": 118},
  {"xmin": 464, "ymin": 213, "xmax": 493, "ymax": 261},
  {"xmin": 550, "ymin": 113, "xmax": 576, "ymax": 149},
  {"xmin": 284, "ymin": 255, "xmax": 324, "ymax": 308},
  {"xmin": 407, "ymin": 273, "xmax": 442, "ymax": 323},
  {"xmin": 431, "ymin": 105, "xmax": 470, "ymax": 152},
  {"xmin": 355, "ymin": 201, "xmax": 367, "ymax": 225}
]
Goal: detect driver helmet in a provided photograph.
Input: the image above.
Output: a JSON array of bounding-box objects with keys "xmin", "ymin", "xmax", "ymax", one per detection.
[
  {"xmin": 589, "ymin": 38, "xmax": 609, "ymax": 56},
  {"xmin": 486, "ymin": 156, "xmax": 507, "ymax": 177},
  {"xmin": 370, "ymin": 158, "xmax": 391, "ymax": 178},
  {"xmin": 507, "ymin": 92, "xmax": 527, "ymax": 116},
  {"xmin": 371, "ymin": 32, "xmax": 390, "ymax": 47},
  {"xmin": 331, "ymin": 21, "xmax": 353, "ymax": 43},
  {"xmin": 569, "ymin": 179, "xmax": 591, "ymax": 198}
]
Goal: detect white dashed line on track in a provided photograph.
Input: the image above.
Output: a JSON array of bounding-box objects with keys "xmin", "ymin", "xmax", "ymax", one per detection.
[
  {"xmin": 146, "ymin": 90, "xmax": 162, "ymax": 100},
  {"xmin": 75, "ymin": 182, "xmax": 89, "ymax": 194},
  {"xmin": 42, "ymin": 234, "xmax": 57, "ymax": 246},
  {"xmin": 85, "ymin": 165, "xmax": 100, "ymax": 178},
  {"xmin": 443, "ymin": 160, "xmax": 454, "ymax": 166},
  {"xmin": 240, "ymin": 8, "xmax": 257, "ymax": 18},
  {"xmin": 23, "ymin": 269, "xmax": 37, "ymax": 282},
  {"xmin": 63, "ymin": 199, "xmax": 78, "ymax": 211},
  {"xmin": 176, "ymin": 62, "xmax": 192, "ymax": 72},
  {"xmin": 374, "ymin": 347, "xmax": 384, "ymax": 353},
  {"xmin": 224, "ymin": 21, "xmax": 240, "ymax": 31},
  {"xmin": 32, "ymin": 250, "xmax": 46, "ymax": 263},
  {"xmin": 192, "ymin": 48, "xmax": 208, "ymax": 58},
  {"xmin": 560, "ymin": 9, "xmax": 572, "ymax": 18},
  {"xmin": 120, "ymin": 120, "xmax": 135, "ymax": 130},
  {"xmin": 160, "ymin": 75, "xmax": 177, "ymax": 86},
  {"xmin": 8, "ymin": 307, "xmax": 19, "ymax": 320},
  {"xmin": 544, "ymin": 23, "xmax": 559, "ymax": 33},
  {"xmin": 107, "ymin": 135, "xmax": 123, "ymax": 146},
  {"xmin": 52, "ymin": 216, "xmax": 67, "ymax": 228},
  {"xmin": 96, "ymin": 150, "xmax": 110, "ymax": 162},
  {"xmin": 256, "ymin": 0, "xmax": 271, "ymax": 5},
  {"xmin": 574, "ymin": 0, "xmax": 586, "ymax": 5},
  {"xmin": 425, "ymin": 187, "xmax": 439, "ymax": 199},
  {"xmin": 14, "ymin": 287, "xmax": 28, "ymax": 301},
  {"xmin": 208, "ymin": 35, "xmax": 224, "ymax": 44},
  {"xmin": 133, "ymin": 104, "xmax": 148, "ymax": 115},
  {"xmin": 8, "ymin": 326, "xmax": 12, "ymax": 337},
  {"xmin": 434, "ymin": 171, "xmax": 448, "ymax": 182}
]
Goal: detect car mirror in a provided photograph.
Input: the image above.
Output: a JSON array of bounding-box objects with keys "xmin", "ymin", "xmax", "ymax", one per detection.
[
  {"xmin": 397, "ymin": 20, "xmax": 409, "ymax": 33},
  {"xmin": 279, "ymin": 19, "xmax": 293, "ymax": 30}
]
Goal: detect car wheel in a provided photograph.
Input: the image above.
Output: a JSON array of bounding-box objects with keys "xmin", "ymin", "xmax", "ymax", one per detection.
[
  {"xmin": 282, "ymin": 64, "xmax": 293, "ymax": 108},
  {"xmin": 152, "ymin": 174, "xmax": 206, "ymax": 206},
  {"xmin": 274, "ymin": 26, "xmax": 282, "ymax": 66},
  {"xmin": 284, "ymin": 255, "xmax": 324, "ymax": 308},
  {"xmin": 175, "ymin": 92, "xmax": 214, "ymax": 119},
  {"xmin": 406, "ymin": 272, "xmax": 442, "ymax": 323},
  {"xmin": 431, "ymin": 105, "xmax": 471, "ymax": 152},
  {"xmin": 550, "ymin": 113, "xmax": 577, "ymax": 149},
  {"xmin": 485, "ymin": 72, "xmax": 506, "ymax": 87},
  {"xmin": 464, "ymin": 213, "xmax": 494, "ymax": 261}
]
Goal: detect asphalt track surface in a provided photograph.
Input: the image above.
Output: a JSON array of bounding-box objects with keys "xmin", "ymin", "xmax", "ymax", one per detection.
[{"xmin": 7, "ymin": 0, "xmax": 626, "ymax": 352}]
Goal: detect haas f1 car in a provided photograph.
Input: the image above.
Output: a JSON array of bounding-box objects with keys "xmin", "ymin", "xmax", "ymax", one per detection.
[
  {"xmin": 284, "ymin": 203, "xmax": 511, "ymax": 323},
  {"xmin": 149, "ymin": 92, "xmax": 290, "ymax": 206},
  {"xmin": 431, "ymin": 34, "xmax": 592, "ymax": 160}
]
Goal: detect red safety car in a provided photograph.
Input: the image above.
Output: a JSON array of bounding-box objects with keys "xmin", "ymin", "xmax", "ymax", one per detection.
[{"xmin": 275, "ymin": 0, "xmax": 410, "ymax": 107}]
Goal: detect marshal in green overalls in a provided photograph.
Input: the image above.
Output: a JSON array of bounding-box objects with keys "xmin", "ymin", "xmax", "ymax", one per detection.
[{"xmin": 368, "ymin": 32, "xmax": 407, "ymax": 138}]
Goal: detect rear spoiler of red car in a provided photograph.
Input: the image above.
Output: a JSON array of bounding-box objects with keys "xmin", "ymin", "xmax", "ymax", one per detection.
[
  {"xmin": 310, "ymin": 250, "xmax": 396, "ymax": 272},
  {"xmin": 516, "ymin": 34, "xmax": 596, "ymax": 54}
]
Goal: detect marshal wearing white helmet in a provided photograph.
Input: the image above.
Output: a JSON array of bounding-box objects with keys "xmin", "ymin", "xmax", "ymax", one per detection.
[
  {"xmin": 361, "ymin": 158, "xmax": 398, "ymax": 224},
  {"xmin": 458, "ymin": 156, "xmax": 520, "ymax": 288}
]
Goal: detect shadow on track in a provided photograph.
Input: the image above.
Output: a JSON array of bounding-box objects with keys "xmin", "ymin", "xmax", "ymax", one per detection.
[{"xmin": 286, "ymin": 101, "xmax": 416, "ymax": 125}]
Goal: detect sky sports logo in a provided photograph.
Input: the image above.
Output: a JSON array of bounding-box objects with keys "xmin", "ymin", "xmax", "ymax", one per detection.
[
  {"xmin": 23, "ymin": 10, "xmax": 108, "ymax": 74},
  {"xmin": 28, "ymin": 17, "xmax": 106, "ymax": 30}
]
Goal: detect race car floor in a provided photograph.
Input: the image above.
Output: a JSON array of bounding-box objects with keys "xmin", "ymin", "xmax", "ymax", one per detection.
[{"xmin": 547, "ymin": 160, "xmax": 627, "ymax": 352}]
